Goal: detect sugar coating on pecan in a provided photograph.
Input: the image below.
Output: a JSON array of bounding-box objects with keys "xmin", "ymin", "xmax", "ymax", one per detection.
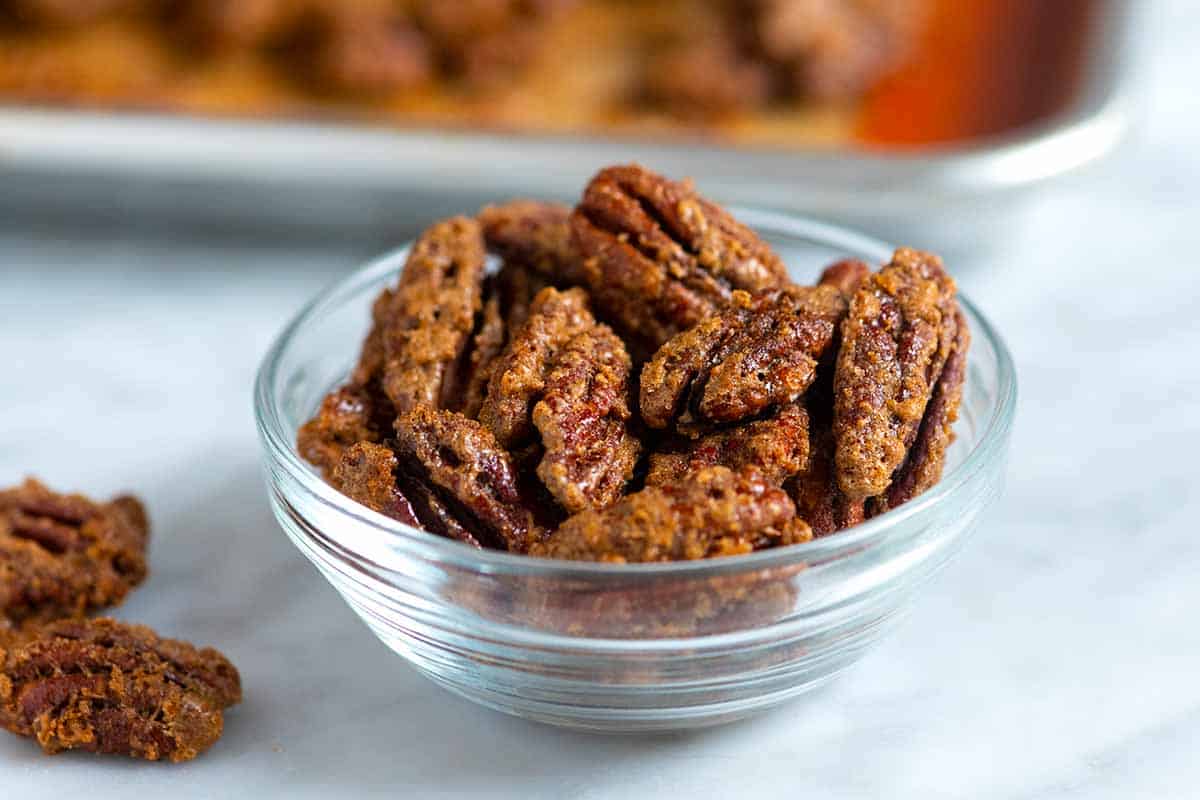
[
  {"xmin": 393, "ymin": 405, "xmax": 542, "ymax": 552},
  {"xmin": 479, "ymin": 200, "xmax": 584, "ymax": 285},
  {"xmin": 458, "ymin": 282, "xmax": 509, "ymax": 420},
  {"xmin": 0, "ymin": 617, "xmax": 241, "ymax": 762},
  {"xmin": 534, "ymin": 467, "xmax": 808, "ymax": 563},
  {"xmin": 478, "ymin": 286, "xmax": 598, "ymax": 447},
  {"xmin": 640, "ymin": 285, "xmax": 846, "ymax": 431},
  {"xmin": 833, "ymin": 247, "xmax": 958, "ymax": 501},
  {"xmin": 330, "ymin": 442, "xmax": 422, "ymax": 529},
  {"xmin": 297, "ymin": 383, "xmax": 394, "ymax": 478},
  {"xmin": 571, "ymin": 164, "xmax": 790, "ymax": 353},
  {"xmin": 0, "ymin": 479, "xmax": 148, "ymax": 625},
  {"xmin": 646, "ymin": 403, "xmax": 810, "ymax": 487},
  {"xmin": 377, "ymin": 216, "xmax": 486, "ymax": 416},
  {"xmin": 872, "ymin": 306, "xmax": 970, "ymax": 514},
  {"xmin": 532, "ymin": 325, "xmax": 641, "ymax": 514},
  {"xmin": 480, "ymin": 286, "xmax": 640, "ymax": 512}
]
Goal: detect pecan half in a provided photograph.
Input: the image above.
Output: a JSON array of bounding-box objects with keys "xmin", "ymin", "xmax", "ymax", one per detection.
[
  {"xmin": 479, "ymin": 286, "xmax": 640, "ymax": 512},
  {"xmin": 0, "ymin": 479, "xmax": 148, "ymax": 624},
  {"xmin": 378, "ymin": 216, "xmax": 487, "ymax": 416},
  {"xmin": 646, "ymin": 403, "xmax": 810, "ymax": 487},
  {"xmin": 570, "ymin": 164, "xmax": 790, "ymax": 353},
  {"xmin": 640, "ymin": 285, "xmax": 847, "ymax": 431},
  {"xmin": 330, "ymin": 442, "xmax": 422, "ymax": 529},
  {"xmin": 833, "ymin": 247, "xmax": 959, "ymax": 500},
  {"xmin": 533, "ymin": 467, "xmax": 809, "ymax": 563},
  {"xmin": 297, "ymin": 383, "xmax": 394, "ymax": 478},
  {"xmin": 0, "ymin": 618, "xmax": 240, "ymax": 762},
  {"xmin": 478, "ymin": 200, "xmax": 584, "ymax": 285},
  {"xmin": 393, "ymin": 406, "xmax": 543, "ymax": 551},
  {"xmin": 871, "ymin": 306, "xmax": 970, "ymax": 514}
]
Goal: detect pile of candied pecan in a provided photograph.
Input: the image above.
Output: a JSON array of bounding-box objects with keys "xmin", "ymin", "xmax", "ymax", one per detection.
[
  {"xmin": 299, "ymin": 164, "xmax": 968, "ymax": 564},
  {"xmin": 0, "ymin": 479, "xmax": 242, "ymax": 761}
]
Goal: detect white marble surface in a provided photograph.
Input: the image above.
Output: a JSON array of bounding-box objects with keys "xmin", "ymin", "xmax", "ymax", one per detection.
[{"xmin": 2, "ymin": 3, "xmax": 1199, "ymax": 797}]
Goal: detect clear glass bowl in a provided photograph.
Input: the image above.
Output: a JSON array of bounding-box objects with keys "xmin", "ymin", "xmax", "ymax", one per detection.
[{"xmin": 254, "ymin": 209, "xmax": 1016, "ymax": 732}]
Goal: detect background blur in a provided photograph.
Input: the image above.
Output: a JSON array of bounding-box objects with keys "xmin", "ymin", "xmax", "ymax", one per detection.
[{"xmin": 2, "ymin": 1, "xmax": 1198, "ymax": 797}]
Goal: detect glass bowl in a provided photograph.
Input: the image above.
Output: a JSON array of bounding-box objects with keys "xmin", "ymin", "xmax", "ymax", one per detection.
[{"xmin": 254, "ymin": 209, "xmax": 1016, "ymax": 732}]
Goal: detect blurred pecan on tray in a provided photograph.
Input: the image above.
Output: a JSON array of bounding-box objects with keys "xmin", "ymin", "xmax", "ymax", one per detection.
[{"xmin": 0, "ymin": 617, "xmax": 241, "ymax": 762}]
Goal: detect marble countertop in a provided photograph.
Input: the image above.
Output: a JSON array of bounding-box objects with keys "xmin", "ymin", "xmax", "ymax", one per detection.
[{"xmin": 2, "ymin": 3, "xmax": 1198, "ymax": 797}]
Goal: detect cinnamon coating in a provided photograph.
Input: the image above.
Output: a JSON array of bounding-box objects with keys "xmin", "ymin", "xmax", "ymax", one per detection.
[
  {"xmin": 534, "ymin": 467, "xmax": 809, "ymax": 563},
  {"xmin": 377, "ymin": 216, "xmax": 487, "ymax": 416},
  {"xmin": 393, "ymin": 405, "xmax": 542, "ymax": 552},
  {"xmin": 0, "ymin": 479, "xmax": 148, "ymax": 625},
  {"xmin": 833, "ymin": 247, "xmax": 958, "ymax": 501},
  {"xmin": 479, "ymin": 200, "xmax": 584, "ymax": 285},
  {"xmin": 646, "ymin": 403, "xmax": 810, "ymax": 487},
  {"xmin": 570, "ymin": 164, "xmax": 790, "ymax": 353},
  {"xmin": 640, "ymin": 285, "xmax": 846, "ymax": 431},
  {"xmin": 0, "ymin": 617, "xmax": 240, "ymax": 762}
]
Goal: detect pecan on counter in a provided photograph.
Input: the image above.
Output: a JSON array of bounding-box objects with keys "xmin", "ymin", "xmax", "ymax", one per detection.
[
  {"xmin": 570, "ymin": 164, "xmax": 790, "ymax": 354},
  {"xmin": 639, "ymin": 284, "xmax": 846, "ymax": 431},
  {"xmin": 833, "ymin": 247, "xmax": 959, "ymax": 501},
  {"xmin": 645, "ymin": 402, "xmax": 810, "ymax": 488},
  {"xmin": 393, "ymin": 405, "xmax": 544, "ymax": 552},
  {"xmin": 0, "ymin": 617, "xmax": 241, "ymax": 762},
  {"xmin": 479, "ymin": 286, "xmax": 640, "ymax": 513},
  {"xmin": 533, "ymin": 466, "xmax": 811, "ymax": 563},
  {"xmin": 0, "ymin": 479, "xmax": 148, "ymax": 625}
]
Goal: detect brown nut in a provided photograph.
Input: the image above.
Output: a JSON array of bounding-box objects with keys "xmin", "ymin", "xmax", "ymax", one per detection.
[
  {"xmin": 570, "ymin": 164, "xmax": 790, "ymax": 354},
  {"xmin": 0, "ymin": 617, "xmax": 241, "ymax": 762},
  {"xmin": 833, "ymin": 247, "xmax": 959, "ymax": 501},
  {"xmin": 533, "ymin": 466, "xmax": 810, "ymax": 563},
  {"xmin": 640, "ymin": 285, "xmax": 846, "ymax": 431},
  {"xmin": 0, "ymin": 479, "xmax": 148, "ymax": 625}
]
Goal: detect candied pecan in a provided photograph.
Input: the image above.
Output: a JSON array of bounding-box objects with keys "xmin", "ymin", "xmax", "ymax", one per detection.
[
  {"xmin": 479, "ymin": 287, "xmax": 639, "ymax": 511},
  {"xmin": 570, "ymin": 164, "xmax": 790, "ymax": 353},
  {"xmin": 642, "ymin": 38, "xmax": 770, "ymax": 117},
  {"xmin": 646, "ymin": 403, "xmax": 810, "ymax": 487},
  {"xmin": 819, "ymin": 258, "xmax": 871, "ymax": 297},
  {"xmin": 833, "ymin": 247, "xmax": 958, "ymax": 500},
  {"xmin": 0, "ymin": 479, "xmax": 148, "ymax": 624},
  {"xmin": 0, "ymin": 618, "xmax": 240, "ymax": 762},
  {"xmin": 458, "ymin": 281, "xmax": 508, "ymax": 420},
  {"xmin": 640, "ymin": 284, "xmax": 846, "ymax": 431},
  {"xmin": 534, "ymin": 467, "xmax": 806, "ymax": 563},
  {"xmin": 786, "ymin": 424, "xmax": 864, "ymax": 537},
  {"xmin": 376, "ymin": 216, "xmax": 487, "ymax": 416},
  {"xmin": 330, "ymin": 442, "xmax": 422, "ymax": 529},
  {"xmin": 394, "ymin": 406, "xmax": 542, "ymax": 551},
  {"xmin": 479, "ymin": 286, "xmax": 597, "ymax": 447},
  {"xmin": 871, "ymin": 306, "xmax": 969, "ymax": 514},
  {"xmin": 478, "ymin": 200, "xmax": 584, "ymax": 285},
  {"xmin": 532, "ymin": 325, "xmax": 641, "ymax": 514},
  {"xmin": 742, "ymin": 0, "xmax": 924, "ymax": 102},
  {"xmin": 297, "ymin": 383, "xmax": 393, "ymax": 478}
]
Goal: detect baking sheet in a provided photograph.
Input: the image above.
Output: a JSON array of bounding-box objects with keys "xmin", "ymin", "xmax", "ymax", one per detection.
[{"xmin": 0, "ymin": 0, "xmax": 1138, "ymax": 254}]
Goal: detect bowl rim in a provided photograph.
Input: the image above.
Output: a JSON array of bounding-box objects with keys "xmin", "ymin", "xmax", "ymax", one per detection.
[{"xmin": 254, "ymin": 208, "xmax": 1017, "ymax": 578}]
